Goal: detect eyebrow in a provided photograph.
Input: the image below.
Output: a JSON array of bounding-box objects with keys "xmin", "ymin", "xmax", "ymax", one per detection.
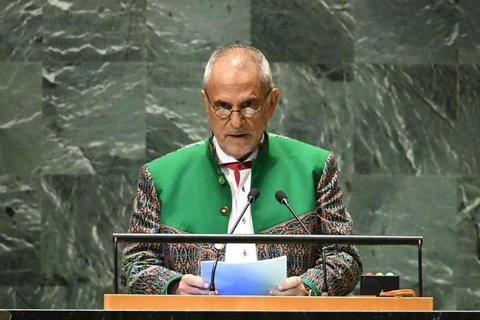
[{"xmin": 213, "ymin": 96, "xmax": 260, "ymax": 106}]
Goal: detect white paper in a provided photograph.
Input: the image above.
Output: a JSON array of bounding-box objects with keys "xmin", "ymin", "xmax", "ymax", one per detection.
[{"xmin": 200, "ymin": 256, "xmax": 287, "ymax": 295}]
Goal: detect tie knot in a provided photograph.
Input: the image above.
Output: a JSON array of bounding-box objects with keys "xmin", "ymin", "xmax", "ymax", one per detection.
[
  {"xmin": 224, "ymin": 161, "xmax": 252, "ymax": 186},
  {"xmin": 224, "ymin": 161, "xmax": 252, "ymax": 171}
]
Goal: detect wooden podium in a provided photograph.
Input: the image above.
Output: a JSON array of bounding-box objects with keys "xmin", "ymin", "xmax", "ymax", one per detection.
[{"xmin": 104, "ymin": 294, "xmax": 433, "ymax": 311}]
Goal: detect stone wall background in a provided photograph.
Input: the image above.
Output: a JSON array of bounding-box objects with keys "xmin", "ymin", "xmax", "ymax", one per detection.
[{"xmin": 1, "ymin": 0, "xmax": 479, "ymax": 309}]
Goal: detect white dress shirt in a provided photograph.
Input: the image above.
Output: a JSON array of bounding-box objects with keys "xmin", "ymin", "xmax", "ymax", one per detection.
[{"xmin": 212, "ymin": 137, "xmax": 258, "ymax": 262}]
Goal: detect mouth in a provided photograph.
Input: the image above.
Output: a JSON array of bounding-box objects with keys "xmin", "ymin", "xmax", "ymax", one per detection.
[{"xmin": 227, "ymin": 133, "xmax": 249, "ymax": 140}]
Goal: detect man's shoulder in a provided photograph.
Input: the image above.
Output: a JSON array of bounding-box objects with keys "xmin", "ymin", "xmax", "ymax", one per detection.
[
  {"xmin": 267, "ymin": 132, "xmax": 330, "ymax": 157},
  {"xmin": 147, "ymin": 138, "xmax": 208, "ymax": 171}
]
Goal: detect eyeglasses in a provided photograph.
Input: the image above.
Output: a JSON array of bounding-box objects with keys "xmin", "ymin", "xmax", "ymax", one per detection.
[{"xmin": 204, "ymin": 89, "xmax": 272, "ymax": 119}]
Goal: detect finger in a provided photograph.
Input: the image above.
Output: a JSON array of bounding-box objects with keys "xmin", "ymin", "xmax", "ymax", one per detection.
[
  {"xmin": 270, "ymin": 277, "xmax": 305, "ymax": 296},
  {"xmin": 178, "ymin": 285, "xmax": 210, "ymax": 295},
  {"xmin": 177, "ymin": 281, "xmax": 210, "ymax": 295},
  {"xmin": 182, "ymin": 275, "xmax": 209, "ymax": 289},
  {"xmin": 269, "ymin": 286, "xmax": 302, "ymax": 296},
  {"xmin": 176, "ymin": 275, "xmax": 210, "ymax": 295},
  {"xmin": 277, "ymin": 277, "xmax": 302, "ymax": 291}
]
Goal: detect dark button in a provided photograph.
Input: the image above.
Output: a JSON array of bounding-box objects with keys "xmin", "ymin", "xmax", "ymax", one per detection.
[
  {"xmin": 220, "ymin": 206, "xmax": 229, "ymax": 216},
  {"xmin": 218, "ymin": 176, "xmax": 226, "ymax": 185}
]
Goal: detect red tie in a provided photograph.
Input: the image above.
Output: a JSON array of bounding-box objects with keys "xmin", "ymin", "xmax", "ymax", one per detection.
[{"xmin": 224, "ymin": 161, "xmax": 252, "ymax": 186}]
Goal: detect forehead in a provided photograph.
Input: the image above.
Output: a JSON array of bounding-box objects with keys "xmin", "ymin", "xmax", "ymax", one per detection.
[{"xmin": 208, "ymin": 59, "xmax": 264, "ymax": 93}]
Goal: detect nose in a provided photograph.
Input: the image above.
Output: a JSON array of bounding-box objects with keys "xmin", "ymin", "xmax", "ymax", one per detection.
[{"xmin": 229, "ymin": 110, "xmax": 245, "ymax": 128}]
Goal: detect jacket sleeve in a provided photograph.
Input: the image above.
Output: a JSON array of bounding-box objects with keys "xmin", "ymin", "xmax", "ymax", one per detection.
[
  {"xmin": 121, "ymin": 165, "xmax": 183, "ymax": 294},
  {"xmin": 300, "ymin": 152, "xmax": 363, "ymax": 296}
]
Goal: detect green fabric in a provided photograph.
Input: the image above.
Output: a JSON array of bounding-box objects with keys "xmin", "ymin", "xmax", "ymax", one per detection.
[
  {"xmin": 302, "ymin": 279, "xmax": 321, "ymax": 296},
  {"xmin": 162, "ymin": 275, "xmax": 183, "ymax": 295},
  {"xmin": 147, "ymin": 133, "xmax": 329, "ymax": 234}
]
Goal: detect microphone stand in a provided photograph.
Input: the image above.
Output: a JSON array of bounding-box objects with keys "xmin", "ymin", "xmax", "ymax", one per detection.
[
  {"xmin": 275, "ymin": 191, "xmax": 329, "ymax": 296},
  {"xmin": 209, "ymin": 188, "xmax": 260, "ymax": 295}
]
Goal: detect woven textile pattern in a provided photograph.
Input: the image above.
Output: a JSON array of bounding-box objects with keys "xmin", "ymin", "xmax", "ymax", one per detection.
[{"xmin": 121, "ymin": 151, "xmax": 362, "ymax": 295}]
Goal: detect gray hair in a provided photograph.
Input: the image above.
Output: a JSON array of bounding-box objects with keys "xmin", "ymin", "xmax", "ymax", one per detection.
[{"xmin": 203, "ymin": 45, "xmax": 274, "ymax": 90}]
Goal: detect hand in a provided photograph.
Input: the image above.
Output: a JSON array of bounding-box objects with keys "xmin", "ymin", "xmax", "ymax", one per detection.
[
  {"xmin": 269, "ymin": 276, "xmax": 308, "ymax": 296},
  {"xmin": 176, "ymin": 274, "xmax": 211, "ymax": 295}
]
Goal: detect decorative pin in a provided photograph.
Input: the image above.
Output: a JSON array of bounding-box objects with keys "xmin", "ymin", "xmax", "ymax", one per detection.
[
  {"xmin": 218, "ymin": 176, "xmax": 226, "ymax": 185},
  {"xmin": 242, "ymin": 217, "xmax": 247, "ymax": 224},
  {"xmin": 220, "ymin": 206, "xmax": 229, "ymax": 216},
  {"xmin": 243, "ymin": 250, "xmax": 247, "ymax": 257}
]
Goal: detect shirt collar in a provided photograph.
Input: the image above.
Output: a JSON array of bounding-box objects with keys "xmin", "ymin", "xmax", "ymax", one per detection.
[{"xmin": 212, "ymin": 135, "xmax": 263, "ymax": 165}]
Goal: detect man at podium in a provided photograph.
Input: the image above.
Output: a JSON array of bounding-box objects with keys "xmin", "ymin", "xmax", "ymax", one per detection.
[{"xmin": 121, "ymin": 45, "xmax": 362, "ymax": 296}]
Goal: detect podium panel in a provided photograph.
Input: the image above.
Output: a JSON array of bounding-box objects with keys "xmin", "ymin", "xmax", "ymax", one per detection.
[{"xmin": 104, "ymin": 294, "xmax": 433, "ymax": 311}]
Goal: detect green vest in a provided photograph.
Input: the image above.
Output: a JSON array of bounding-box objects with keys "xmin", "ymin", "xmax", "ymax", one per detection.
[{"xmin": 147, "ymin": 133, "xmax": 329, "ymax": 234}]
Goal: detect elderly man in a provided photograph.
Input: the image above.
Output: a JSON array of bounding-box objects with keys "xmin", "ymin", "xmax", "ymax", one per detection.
[{"xmin": 122, "ymin": 45, "xmax": 362, "ymax": 296}]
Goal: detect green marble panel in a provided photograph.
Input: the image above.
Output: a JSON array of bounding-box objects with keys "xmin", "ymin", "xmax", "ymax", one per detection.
[
  {"xmin": 458, "ymin": 0, "xmax": 480, "ymax": 63},
  {"xmin": 349, "ymin": 175, "xmax": 457, "ymax": 309},
  {"xmin": 39, "ymin": 173, "xmax": 136, "ymax": 304},
  {"xmin": 350, "ymin": 64, "xmax": 479, "ymax": 176},
  {"xmin": 0, "ymin": 284, "xmax": 109, "ymax": 309},
  {"xmin": 42, "ymin": 0, "xmax": 146, "ymax": 62},
  {"xmin": 39, "ymin": 62, "xmax": 147, "ymax": 175},
  {"xmin": 0, "ymin": 0, "xmax": 43, "ymax": 61},
  {"xmin": 457, "ymin": 65, "xmax": 480, "ymax": 166},
  {"xmin": 269, "ymin": 63, "xmax": 353, "ymax": 174},
  {"xmin": 0, "ymin": 175, "xmax": 42, "ymax": 286},
  {"xmin": 147, "ymin": 0, "xmax": 251, "ymax": 62},
  {"xmin": 0, "ymin": 63, "xmax": 43, "ymax": 176},
  {"xmin": 146, "ymin": 63, "xmax": 209, "ymax": 160},
  {"xmin": 252, "ymin": 0, "xmax": 354, "ymax": 63},
  {"xmin": 456, "ymin": 177, "xmax": 480, "ymax": 310},
  {"xmin": 1, "ymin": 0, "xmax": 480, "ymax": 311},
  {"xmin": 354, "ymin": 0, "xmax": 459, "ymax": 64}
]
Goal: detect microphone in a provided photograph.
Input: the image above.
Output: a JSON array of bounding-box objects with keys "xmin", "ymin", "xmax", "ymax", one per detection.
[
  {"xmin": 209, "ymin": 188, "xmax": 260, "ymax": 295},
  {"xmin": 275, "ymin": 190, "xmax": 329, "ymax": 296}
]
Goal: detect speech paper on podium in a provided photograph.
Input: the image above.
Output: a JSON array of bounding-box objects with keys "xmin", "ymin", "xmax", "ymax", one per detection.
[{"xmin": 200, "ymin": 256, "xmax": 287, "ymax": 295}]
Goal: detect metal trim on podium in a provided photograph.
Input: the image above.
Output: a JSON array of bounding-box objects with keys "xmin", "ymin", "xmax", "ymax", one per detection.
[{"xmin": 112, "ymin": 233, "xmax": 424, "ymax": 296}]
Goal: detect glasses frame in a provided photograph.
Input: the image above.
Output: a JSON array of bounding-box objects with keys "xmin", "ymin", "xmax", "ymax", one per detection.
[{"xmin": 204, "ymin": 88, "xmax": 272, "ymax": 119}]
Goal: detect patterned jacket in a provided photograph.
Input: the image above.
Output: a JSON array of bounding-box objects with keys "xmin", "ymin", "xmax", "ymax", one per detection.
[{"xmin": 121, "ymin": 133, "xmax": 362, "ymax": 296}]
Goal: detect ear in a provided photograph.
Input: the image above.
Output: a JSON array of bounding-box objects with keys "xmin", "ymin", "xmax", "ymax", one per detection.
[
  {"xmin": 200, "ymin": 90, "xmax": 209, "ymax": 114},
  {"xmin": 266, "ymin": 88, "xmax": 280, "ymax": 119}
]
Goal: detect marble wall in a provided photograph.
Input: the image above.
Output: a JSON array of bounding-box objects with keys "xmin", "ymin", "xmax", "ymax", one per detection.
[{"xmin": 0, "ymin": 0, "xmax": 479, "ymax": 310}]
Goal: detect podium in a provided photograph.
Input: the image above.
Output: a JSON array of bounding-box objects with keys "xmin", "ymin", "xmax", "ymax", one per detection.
[
  {"xmin": 104, "ymin": 294, "xmax": 433, "ymax": 311},
  {"xmin": 110, "ymin": 234, "xmax": 431, "ymax": 312}
]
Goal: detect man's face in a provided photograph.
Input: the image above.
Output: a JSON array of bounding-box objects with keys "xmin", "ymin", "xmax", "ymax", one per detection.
[{"xmin": 201, "ymin": 62, "xmax": 279, "ymax": 160}]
